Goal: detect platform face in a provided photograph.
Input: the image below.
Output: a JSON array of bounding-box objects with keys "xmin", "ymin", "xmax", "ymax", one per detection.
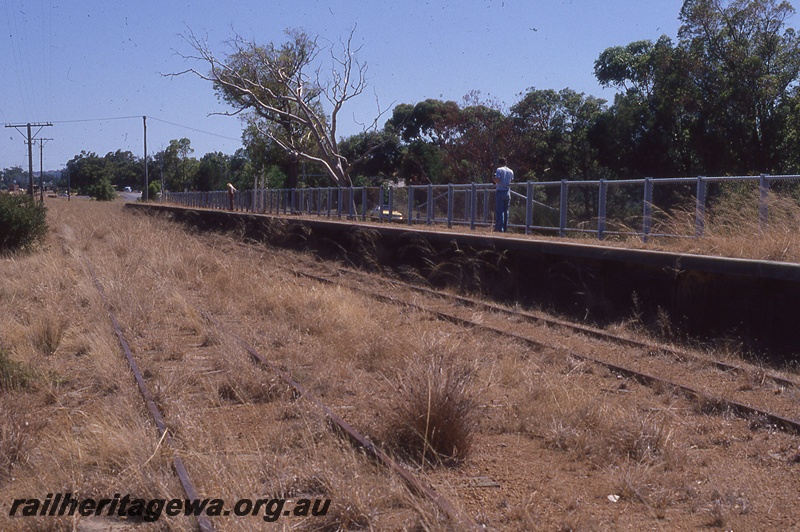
[{"xmin": 128, "ymin": 203, "xmax": 800, "ymax": 361}]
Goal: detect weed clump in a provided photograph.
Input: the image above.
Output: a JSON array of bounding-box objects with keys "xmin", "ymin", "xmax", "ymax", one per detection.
[
  {"xmin": 0, "ymin": 193, "xmax": 48, "ymax": 252},
  {"xmin": 0, "ymin": 349, "xmax": 36, "ymax": 391},
  {"xmin": 385, "ymin": 354, "xmax": 476, "ymax": 466}
]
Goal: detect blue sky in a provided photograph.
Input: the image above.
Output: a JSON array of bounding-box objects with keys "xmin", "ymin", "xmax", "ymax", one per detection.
[{"xmin": 1, "ymin": 0, "xmax": 686, "ymax": 171}]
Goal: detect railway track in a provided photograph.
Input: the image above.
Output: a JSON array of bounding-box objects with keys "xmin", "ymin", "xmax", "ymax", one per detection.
[
  {"xmin": 198, "ymin": 308, "xmax": 478, "ymax": 530},
  {"xmin": 43, "ymin": 201, "xmax": 800, "ymax": 530},
  {"xmin": 86, "ymin": 258, "xmax": 215, "ymax": 532},
  {"xmin": 283, "ymin": 263, "xmax": 800, "ymax": 436},
  {"xmin": 205, "ymin": 234, "xmax": 800, "ymax": 391},
  {"xmin": 82, "ymin": 251, "xmax": 475, "ymax": 530},
  {"xmin": 331, "ymin": 266, "xmax": 800, "ymax": 390}
]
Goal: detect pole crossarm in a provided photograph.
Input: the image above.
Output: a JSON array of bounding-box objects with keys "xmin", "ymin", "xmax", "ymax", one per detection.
[{"xmin": 5, "ymin": 122, "xmax": 54, "ymax": 197}]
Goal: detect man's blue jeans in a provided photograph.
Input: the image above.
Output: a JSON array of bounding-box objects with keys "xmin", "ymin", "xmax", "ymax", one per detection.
[{"xmin": 495, "ymin": 189, "xmax": 510, "ymax": 232}]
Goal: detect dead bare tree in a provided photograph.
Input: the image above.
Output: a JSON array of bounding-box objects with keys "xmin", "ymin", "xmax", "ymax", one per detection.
[{"xmin": 177, "ymin": 27, "xmax": 385, "ymax": 188}]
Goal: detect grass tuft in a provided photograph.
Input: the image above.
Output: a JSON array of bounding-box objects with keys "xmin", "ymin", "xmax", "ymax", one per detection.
[
  {"xmin": 29, "ymin": 316, "xmax": 66, "ymax": 357},
  {"xmin": 385, "ymin": 354, "xmax": 476, "ymax": 466},
  {"xmin": 0, "ymin": 348, "xmax": 36, "ymax": 390}
]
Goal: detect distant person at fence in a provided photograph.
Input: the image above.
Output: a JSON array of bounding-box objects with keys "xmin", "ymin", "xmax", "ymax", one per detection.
[
  {"xmin": 493, "ymin": 157, "xmax": 514, "ymax": 232},
  {"xmin": 227, "ymin": 182, "xmax": 237, "ymax": 210}
]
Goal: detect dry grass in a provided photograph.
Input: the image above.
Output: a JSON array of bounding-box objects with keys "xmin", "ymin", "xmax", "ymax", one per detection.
[
  {"xmin": 0, "ymin": 348, "xmax": 37, "ymax": 391},
  {"xmin": 610, "ymin": 188, "xmax": 800, "ymax": 262},
  {"xmin": 384, "ymin": 351, "xmax": 477, "ymax": 466},
  {"xmin": 412, "ymin": 185, "xmax": 800, "ymax": 265},
  {"xmin": 28, "ymin": 312, "xmax": 67, "ymax": 357},
  {"xmin": 2, "ymin": 198, "xmax": 798, "ymax": 530},
  {"xmin": 0, "ymin": 399, "xmax": 41, "ymax": 482}
]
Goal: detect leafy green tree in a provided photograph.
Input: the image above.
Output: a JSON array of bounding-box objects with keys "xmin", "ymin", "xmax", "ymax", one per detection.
[
  {"xmin": 163, "ymin": 138, "xmax": 198, "ymax": 191},
  {"xmin": 510, "ymin": 88, "xmax": 607, "ymax": 181},
  {"xmin": 678, "ymin": 0, "xmax": 800, "ymax": 173},
  {"xmin": 388, "ymin": 99, "xmax": 461, "ymax": 144},
  {"xmin": 196, "ymin": 152, "xmax": 230, "ymax": 191},
  {"xmin": 228, "ymin": 148, "xmax": 258, "ymax": 190},
  {"xmin": 104, "ymin": 150, "xmax": 142, "ymax": 191},
  {"xmin": 449, "ymin": 92, "xmax": 513, "ymax": 182},
  {"xmin": 387, "ymin": 95, "xmax": 511, "ymax": 184},
  {"xmin": 65, "ymin": 151, "xmax": 107, "ymax": 195},
  {"xmin": 1, "ymin": 166, "xmax": 26, "ymax": 189},
  {"xmin": 338, "ymin": 129, "xmax": 402, "ymax": 183},
  {"xmin": 90, "ymin": 177, "xmax": 117, "ymax": 201},
  {"xmin": 147, "ymin": 179, "xmax": 161, "ymax": 201}
]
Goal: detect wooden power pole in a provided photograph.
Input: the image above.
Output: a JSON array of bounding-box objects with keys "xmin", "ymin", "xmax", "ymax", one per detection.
[{"xmin": 4, "ymin": 122, "xmax": 53, "ymax": 197}]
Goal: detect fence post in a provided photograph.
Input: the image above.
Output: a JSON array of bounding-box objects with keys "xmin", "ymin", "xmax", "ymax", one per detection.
[
  {"xmin": 759, "ymin": 173, "xmax": 769, "ymax": 232},
  {"xmin": 559, "ymin": 180, "xmax": 568, "ymax": 237},
  {"xmin": 298, "ymin": 189, "xmax": 304, "ymax": 215},
  {"xmin": 427, "ymin": 184, "xmax": 433, "ymax": 225},
  {"xmin": 470, "ymin": 183, "xmax": 477, "ymax": 231},
  {"xmin": 446, "ymin": 184, "xmax": 454, "ymax": 228},
  {"xmin": 324, "ymin": 187, "xmax": 330, "ymax": 216},
  {"xmin": 695, "ymin": 176, "xmax": 706, "ymax": 237},
  {"xmin": 598, "ymin": 179, "xmax": 607, "ymax": 240},
  {"xmin": 375, "ymin": 184, "xmax": 384, "ymax": 221},
  {"xmin": 388, "ymin": 186, "xmax": 394, "ymax": 222},
  {"xmin": 642, "ymin": 177, "xmax": 653, "ymax": 242},
  {"xmin": 337, "ymin": 187, "xmax": 343, "ymax": 218},
  {"xmin": 407, "ymin": 186, "xmax": 414, "ymax": 226},
  {"xmin": 347, "ymin": 187, "xmax": 354, "ymax": 219},
  {"xmin": 362, "ymin": 187, "xmax": 368, "ymax": 220},
  {"xmin": 525, "ymin": 181, "xmax": 533, "ymax": 235}
]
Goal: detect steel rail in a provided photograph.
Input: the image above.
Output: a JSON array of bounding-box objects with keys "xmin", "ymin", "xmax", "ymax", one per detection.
[
  {"xmin": 198, "ymin": 309, "xmax": 479, "ymax": 531},
  {"xmin": 187, "ymin": 234, "xmax": 798, "ymax": 391},
  {"xmin": 333, "ymin": 267, "xmax": 800, "ymax": 390},
  {"xmin": 292, "ymin": 269, "xmax": 800, "ymax": 435},
  {"xmin": 86, "ymin": 260, "xmax": 214, "ymax": 532}
]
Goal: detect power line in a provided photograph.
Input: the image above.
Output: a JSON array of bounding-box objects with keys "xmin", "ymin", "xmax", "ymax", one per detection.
[
  {"xmin": 4, "ymin": 0, "xmax": 32, "ymax": 118},
  {"xmin": 148, "ymin": 116, "xmax": 241, "ymax": 142},
  {"xmin": 48, "ymin": 115, "xmax": 241, "ymax": 142},
  {"xmin": 48, "ymin": 115, "xmax": 143, "ymax": 124}
]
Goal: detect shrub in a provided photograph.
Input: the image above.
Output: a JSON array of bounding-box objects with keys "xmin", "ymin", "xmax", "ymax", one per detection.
[
  {"xmin": 90, "ymin": 177, "xmax": 118, "ymax": 201},
  {"xmin": 147, "ymin": 180, "xmax": 161, "ymax": 201},
  {"xmin": 0, "ymin": 193, "xmax": 48, "ymax": 252}
]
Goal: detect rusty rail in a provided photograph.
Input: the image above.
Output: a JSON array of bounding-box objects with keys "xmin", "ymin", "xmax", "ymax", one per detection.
[
  {"xmin": 86, "ymin": 260, "xmax": 214, "ymax": 532},
  {"xmin": 335, "ymin": 267, "xmax": 800, "ymax": 391},
  {"xmin": 199, "ymin": 309, "xmax": 477, "ymax": 530},
  {"xmin": 293, "ymin": 268, "xmax": 800, "ymax": 435}
]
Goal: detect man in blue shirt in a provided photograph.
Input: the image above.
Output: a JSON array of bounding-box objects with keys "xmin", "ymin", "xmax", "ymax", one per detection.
[{"xmin": 493, "ymin": 157, "xmax": 514, "ymax": 232}]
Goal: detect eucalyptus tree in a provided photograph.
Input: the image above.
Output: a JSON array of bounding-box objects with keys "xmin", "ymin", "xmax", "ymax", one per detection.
[
  {"xmin": 163, "ymin": 138, "xmax": 197, "ymax": 192},
  {"xmin": 678, "ymin": 0, "xmax": 800, "ymax": 173},
  {"xmin": 594, "ymin": 36, "xmax": 699, "ymax": 177},
  {"xmin": 509, "ymin": 88, "xmax": 606, "ymax": 181},
  {"xmin": 387, "ymin": 96, "xmax": 511, "ymax": 184},
  {"xmin": 180, "ymin": 27, "xmax": 385, "ymax": 188}
]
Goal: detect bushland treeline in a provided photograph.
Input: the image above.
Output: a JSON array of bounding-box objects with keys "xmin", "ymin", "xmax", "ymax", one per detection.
[{"xmin": 6, "ymin": 0, "xmax": 800, "ymax": 195}]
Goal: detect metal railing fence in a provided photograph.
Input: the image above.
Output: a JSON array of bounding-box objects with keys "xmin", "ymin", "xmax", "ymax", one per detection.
[{"xmin": 162, "ymin": 174, "xmax": 800, "ymax": 241}]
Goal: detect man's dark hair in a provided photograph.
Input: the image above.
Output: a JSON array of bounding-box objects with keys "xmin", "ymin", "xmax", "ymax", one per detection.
[{"xmin": 498, "ymin": 157, "xmax": 507, "ymax": 166}]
